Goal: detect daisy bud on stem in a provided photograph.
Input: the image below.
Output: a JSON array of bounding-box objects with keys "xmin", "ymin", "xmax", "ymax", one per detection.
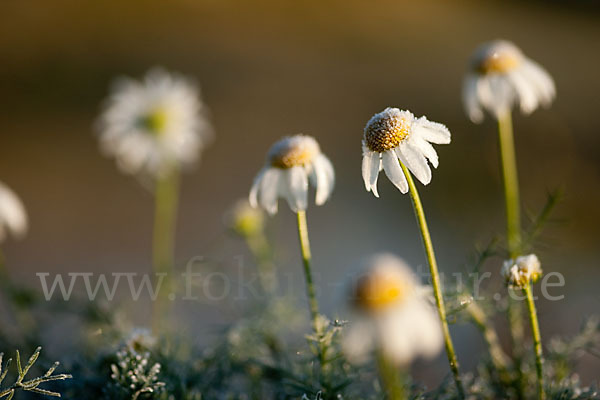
[
  {"xmin": 503, "ymin": 254, "xmax": 545, "ymax": 400},
  {"xmin": 361, "ymin": 109, "xmax": 464, "ymax": 398}
]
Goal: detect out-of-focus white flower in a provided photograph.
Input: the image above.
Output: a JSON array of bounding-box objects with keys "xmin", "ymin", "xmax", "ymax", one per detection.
[
  {"xmin": 97, "ymin": 68, "xmax": 212, "ymax": 178},
  {"xmin": 463, "ymin": 40, "xmax": 556, "ymax": 123},
  {"xmin": 0, "ymin": 181, "xmax": 28, "ymax": 243},
  {"xmin": 362, "ymin": 108, "xmax": 451, "ymax": 196},
  {"xmin": 125, "ymin": 328, "xmax": 157, "ymax": 353},
  {"xmin": 249, "ymin": 135, "xmax": 335, "ymax": 215},
  {"xmin": 501, "ymin": 254, "xmax": 543, "ymax": 288},
  {"xmin": 342, "ymin": 254, "xmax": 443, "ymax": 366}
]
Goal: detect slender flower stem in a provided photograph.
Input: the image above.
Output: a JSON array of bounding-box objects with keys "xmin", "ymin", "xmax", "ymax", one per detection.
[
  {"xmin": 524, "ymin": 283, "xmax": 545, "ymax": 400},
  {"xmin": 497, "ymin": 111, "xmax": 521, "ymax": 258},
  {"xmin": 152, "ymin": 165, "xmax": 181, "ymax": 332},
  {"xmin": 497, "ymin": 111, "xmax": 526, "ymax": 398},
  {"xmin": 296, "ymin": 210, "xmax": 320, "ymax": 329},
  {"xmin": 246, "ymin": 232, "xmax": 277, "ymax": 295},
  {"xmin": 376, "ymin": 351, "xmax": 407, "ymax": 400},
  {"xmin": 400, "ymin": 163, "xmax": 465, "ymax": 399}
]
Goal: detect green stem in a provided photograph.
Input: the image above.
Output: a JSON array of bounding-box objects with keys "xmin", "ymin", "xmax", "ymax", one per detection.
[
  {"xmin": 296, "ymin": 210, "xmax": 320, "ymax": 329},
  {"xmin": 498, "ymin": 111, "xmax": 526, "ymax": 398},
  {"xmin": 376, "ymin": 351, "xmax": 407, "ymax": 400},
  {"xmin": 497, "ymin": 111, "xmax": 521, "ymax": 258},
  {"xmin": 152, "ymin": 165, "xmax": 181, "ymax": 332},
  {"xmin": 524, "ymin": 283, "xmax": 545, "ymax": 400},
  {"xmin": 401, "ymin": 163, "xmax": 465, "ymax": 399}
]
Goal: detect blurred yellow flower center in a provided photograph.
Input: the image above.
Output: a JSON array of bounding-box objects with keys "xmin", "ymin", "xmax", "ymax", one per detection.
[
  {"xmin": 365, "ymin": 115, "xmax": 411, "ymax": 153},
  {"xmin": 477, "ymin": 52, "xmax": 521, "ymax": 74},
  {"xmin": 269, "ymin": 142, "xmax": 319, "ymax": 169},
  {"xmin": 140, "ymin": 108, "xmax": 169, "ymax": 135},
  {"xmin": 356, "ymin": 274, "xmax": 407, "ymax": 310}
]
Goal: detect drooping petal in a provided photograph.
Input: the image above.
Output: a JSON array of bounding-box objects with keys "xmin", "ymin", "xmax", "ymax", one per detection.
[
  {"xmin": 507, "ymin": 69, "xmax": 539, "ymax": 114},
  {"xmin": 362, "ymin": 151, "xmax": 373, "ymax": 191},
  {"xmin": 462, "ymin": 74, "xmax": 484, "ymax": 123},
  {"xmin": 312, "ymin": 154, "xmax": 335, "ymax": 205},
  {"xmin": 413, "ymin": 117, "xmax": 451, "ymax": 144},
  {"xmin": 382, "ymin": 150, "xmax": 408, "ymax": 194},
  {"xmin": 369, "ymin": 153, "xmax": 381, "ymax": 197},
  {"xmin": 285, "ymin": 166, "xmax": 308, "ymax": 212},
  {"xmin": 258, "ymin": 168, "xmax": 281, "ymax": 215},
  {"xmin": 411, "ymin": 137, "xmax": 439, "ymax": 168},
  {"xmin": 397, "ymin": 143, "xmax": 432, "ymax": 185},
  {"xmin": 341, "ymin": 318, "xmax": 375, "ymax": 365},
  {"xmin": 521, "ymin": 60, "xmax": 556, "ymax": 107},
  {"xmin": 249, "ymin": 167, "xmax": 266, "ymax": 207}
]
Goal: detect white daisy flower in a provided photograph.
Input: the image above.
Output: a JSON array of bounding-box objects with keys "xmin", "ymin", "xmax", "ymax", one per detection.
[
  {"xmin": 501, "ymin": 254, "xmax": 543, "ymax": 289},
  {"xmin": 97, "ymin": 68, "xmax": 212, "ymax": 178},
  {"xmin": 342, "ymin": 254, "xmax": 443, "ymax": 366},
  {"xmin": 463, "ymin": 40, "xmax": 556, "ymax": 123},
  {"xmin": 249, "ymin": 135, "xmax": 335, "ymax": 215},
  {"xmin": 362, "ymin": 108, "xmax": 451, "ymax": 196},
  {"xmin": 0, "ymin": 181, "xmax": 28, "ymax": 243}
]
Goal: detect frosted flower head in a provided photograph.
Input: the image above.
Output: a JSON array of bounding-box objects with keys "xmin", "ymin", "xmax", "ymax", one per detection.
[
  {"xmin": 342, "ymin": 254, "xmax": 443, "ymax": 366},
  {"xmin": 362, "ymin": 108, "xmax": 451, "ymax": 196},
  {"xmin": 501, "ymin": 254, "xmax": 543, "ymax": 288},
  {"xmin": 249, "ymin": 135, "xmax": 335, "ymax": 215},
  {"xmin": 226, "ymin": 199, "xmax": 265, "ymax": 237},
  {"xmin": 463, "ymin": 40, "xmax": 556, "ymax": 123},
  {"xmin": 0, "ymin": 181, "xmax": 28, "ymax": 243},
  {"xmin": 97, "ymin": 68, "xmax": 212, "ymax": 179}
]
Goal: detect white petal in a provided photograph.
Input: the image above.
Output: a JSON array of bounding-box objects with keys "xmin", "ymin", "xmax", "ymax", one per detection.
[
  {"xmin": 0, "ymin": 183, "xmax": 28, "ymax": 240},
  {"xmin": 369, "ymin": 153, "xmax": 381, "ymax": 197},
  {"xmin": 412, "ymin": 137, "xmax": 439, "ymax": 168},
  {"xmin": 249, "ymin": 168, "xmax": 266, "ymax": 208},
  {"xmin": 522, "ymin": 60, "xmax": 556, "ymax": 107},
  {"xmin": 397, "ymin": 143, "xmax": 431, "ymax": 185},
  {"xmin": 382, "ymin": 150, "xmax": 408, "ymax": 194},
  {"xmin": 285, "ymin": 167, "xmax": 308, "ymax": 212},
  {"xmin": 462, "ymin": 74, "xmax": 484, "ymax": 123},
  {"xmin": 413, "ymin": 117, "xmax": 451, "ymax": 144},
  {"xmin": 342, "ymin": 318, "xmax": 375, "ymax": 365},
  {"xmin": 258, "ymin": 168, "xmax": 281, "ymax": 215},
  {"xmin": 484, "ymin": 75, "xmax": 515, "ymax": 118},
  {"xmin": 312, "ymin": 154, "xmax": 335, "ymax": 205},
  {"xmin": 507, "ymin": 69, "xmax": 539, "ymax": 114}
]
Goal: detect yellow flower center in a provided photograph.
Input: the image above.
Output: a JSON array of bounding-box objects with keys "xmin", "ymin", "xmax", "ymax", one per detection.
[
  {"xmin": 364, "ymin": 114, "xmax": 411, "ymax": 153},
  {"xmin": 268, "ymin": 137, "xmax": 320, "ymax": 169},
  {"xmin": 355, "ymin": 274, "xmax": 408, "ymax": 311},
  {"xmin": 139, "ymin": 108, "xmax": 169, "ymax": 135},
  {"xmin": 477, "ymin": 51, "xmax": 521, "ymax": 74}
]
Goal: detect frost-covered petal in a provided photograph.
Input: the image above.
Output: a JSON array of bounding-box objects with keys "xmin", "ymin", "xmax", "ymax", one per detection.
[
  {"xmin": 411, "ymin": 137, "xmax": 439, "ymax": 168},
  {"xmin": 284, "ymin": 166, "xmax": 308, "ymax": 212},
  {"xmin": 369, "ymin": 153, "xmax": 381, "ymax": 197},
  {"xmin": 362, "ymin": 150, "xmax": 374, "ymax": 191},
  {"xmin": 462, "ymin": 74, "xmax": 484, "ymax": 123},
  {"xmin": 258, "ymin": 168, "xmax": 281, "ymax": 215},
  {"xmin": 311, "ymin": 154, "xmax": 335, "ymax": 205},
  {"xmin": 397, "ymin": 144, "xmax": 431, "ymax": 185},
  {"xmin": 507, "ymin": 69, "xmax": 539, "ymax": 114},
  {"xmin": 0, "ymin": 182, "xmax": 28, "ymax": 242},
  {"xmin": 413, "ymin": 118, "xmax": 451, "ymax": 145},
  {"xmin": 382, "ymin": 150, "xmax": 408, "ymax": 193},
  {"xmin": 249, "ymin": 168, "xmax": 267, "ymax": 208}
]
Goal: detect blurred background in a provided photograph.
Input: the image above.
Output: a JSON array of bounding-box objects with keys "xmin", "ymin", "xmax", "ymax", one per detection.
[{"xmin": 1, "ymin": 0, "xmax": 599, "ymax": 386}]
